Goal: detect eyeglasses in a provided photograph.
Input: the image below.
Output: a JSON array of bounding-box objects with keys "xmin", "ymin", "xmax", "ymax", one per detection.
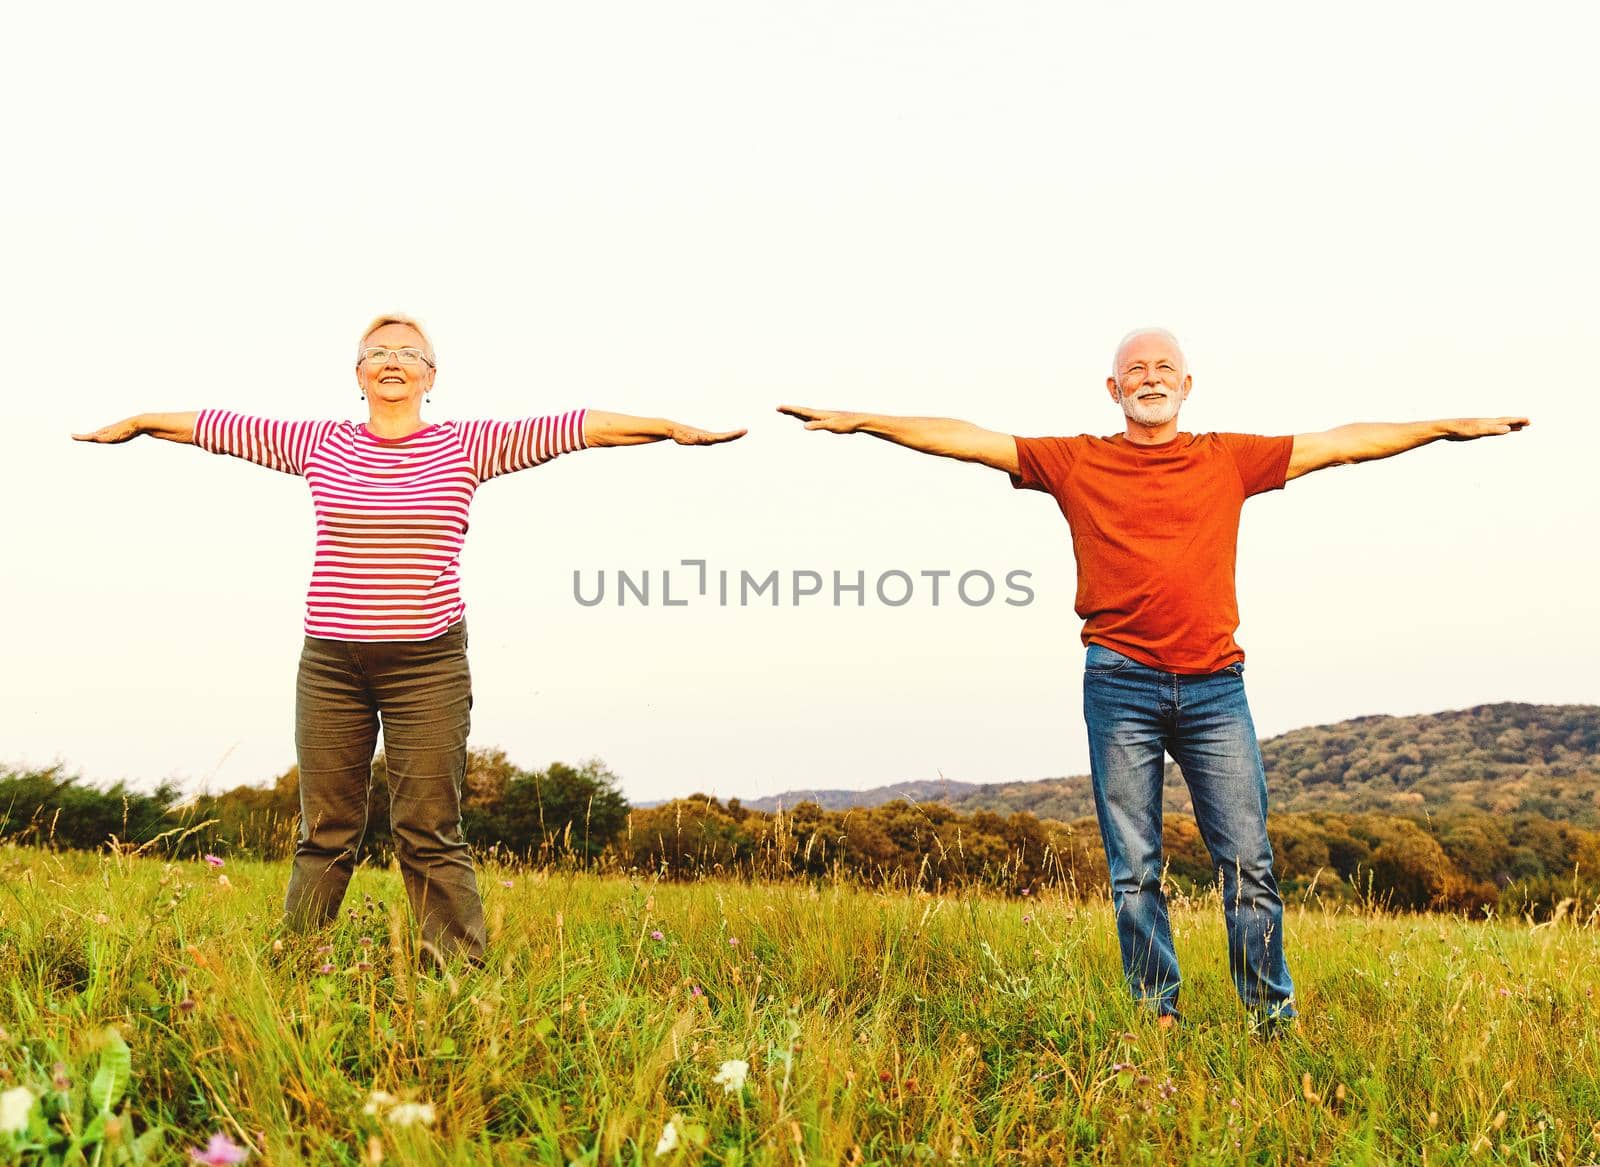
[{"xmin": 358, "ymin": 347, "xmax": 435, "ymax": 368}]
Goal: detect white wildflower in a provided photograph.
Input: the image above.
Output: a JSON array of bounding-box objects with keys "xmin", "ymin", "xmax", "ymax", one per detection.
[
  {"xmin": 712, "ymin": 1060, "xmax": 749, "ymax": 1095},
  {"xmin": 362, "ymin": 1091, "xmax": 397, "ymax": 1116},
  {"xmin": 386, "ymin": 1102, "xmax": 435, "ymax": 1128},
  {"xmin": 0, "ymin": 1087, "xmax": 35, "ymax": 1135},
  {"xmin": 654, "ymin": 1118, "xmax": 680, "ymax": 1155}
]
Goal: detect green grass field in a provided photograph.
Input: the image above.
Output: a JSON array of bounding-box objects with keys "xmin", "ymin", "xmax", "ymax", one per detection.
[{"xmin": 0, "ymin": 846, "xmax": 1595, "ymax": 1165}]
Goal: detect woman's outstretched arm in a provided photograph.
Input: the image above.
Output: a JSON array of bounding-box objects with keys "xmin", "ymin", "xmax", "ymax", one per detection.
[
  {"xmin": 583, "ymin": 411, "xmax": 746, "ymax": 448},
  {"xmin": 73, "ymin": 412, "xmax": 198, "ymax": 445}
]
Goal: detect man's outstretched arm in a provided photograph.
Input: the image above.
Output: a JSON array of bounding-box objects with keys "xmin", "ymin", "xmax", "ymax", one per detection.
[
  {"xmin": 1286, "ymin": 416, "xmax": 1528, "ymax": 482},
  {"xmin": 776, "ymin": 405, "xmax": 1019, "ymax": 474}
]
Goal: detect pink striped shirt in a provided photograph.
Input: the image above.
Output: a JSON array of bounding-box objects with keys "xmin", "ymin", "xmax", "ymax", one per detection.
[{"xmin": 195, "ymin": 409, "xmax": 588, "ymax": 641}]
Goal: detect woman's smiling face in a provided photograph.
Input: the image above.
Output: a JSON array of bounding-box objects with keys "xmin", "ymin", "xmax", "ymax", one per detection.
[{"xmin": 356, "ymin": 320, "xmax": 435, "ymax": 407}]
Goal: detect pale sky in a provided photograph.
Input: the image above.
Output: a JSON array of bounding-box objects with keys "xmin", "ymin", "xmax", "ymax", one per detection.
[{"xmin": 4, "ymin": 2, "xmax": 1595, "ymax": 805}]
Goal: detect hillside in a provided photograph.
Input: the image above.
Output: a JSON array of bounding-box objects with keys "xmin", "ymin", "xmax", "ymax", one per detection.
[{"xmin": 743, "ymin": 703, "xmax": 1600, "ymax": 825}]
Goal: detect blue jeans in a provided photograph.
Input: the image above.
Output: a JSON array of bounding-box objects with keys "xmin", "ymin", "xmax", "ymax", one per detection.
[{"xmin": 1081, "ymin": 643, "xmax": 1296, "ymax": 1021}]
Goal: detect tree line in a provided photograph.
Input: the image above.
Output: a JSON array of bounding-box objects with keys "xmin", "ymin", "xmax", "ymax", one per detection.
[{"xmin": 3, "ymin": 749, "xmax": 1596, "ymax": 920}]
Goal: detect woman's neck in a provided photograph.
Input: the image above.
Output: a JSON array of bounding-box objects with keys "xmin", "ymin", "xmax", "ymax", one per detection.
[{"xmin": 365, "ymin": 400, "xmax": 427, "ymax": 439}]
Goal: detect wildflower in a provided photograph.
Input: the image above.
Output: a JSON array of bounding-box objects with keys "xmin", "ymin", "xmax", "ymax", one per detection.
[
  {"xmin": 357, "ymin": 961, "xmax": 373, "ymax": 972},
  {"xmin": 1022, "ymin": 915, "xmax": 1032, "ymax": 924},
  {"xmin": 189, "ymin": 1132, "xmax": 249, "ymax": 1164},
  {"xmin": 179, "ymin": 998, "xmax": 198, "ymax": 1014},
  {"xmin": 690, "ymin": 985, "xmax": 703, "ymax": 998},
  {"xmin": 1158, "ymin": 1078, "xmax": 1178, "ymax": 1100},
  {"xmin": 713, "ymin": 1060, "xmax": 749, "ymax": 1094},
  {"xmin": 386, "ymin": 1102, "xmax": 435, "ymax": 1128},
  {"xmin": 501, "ymin": 880, "xmax": 513, "ymax": 889},
  {"xmin": 315, "ymin": 945, "xmax": 334, "ymax": 956},
  {"xmin": 654, "ymin": 1118, "xmax": 680, "ymax": 1155},
  {"xmin": 203, "ymin": 855, "xmax": 225, "ymax": 869},
  {"xmin": 271, "ymin": 940, "xmax": 283, "ymax": 954},
  {"xmin": 728, "ymin": 937, "xmax": 739, "ymax": 948},
  {"xmin": 0, "ymin": 1087, "xmax": 35, "ymax": 1135},
  {"xmin": 363, "ymin": 1091, "xmax": 398, "ymax": 1116},
  {"xmin": 94, "ymin": 913, "xmax": 110, "ymax": 925},
  {"xmin": 217, "ymin": 875, "xmax": 231, "ymax": 889},
  {"xmin": 51, "ymin": 1063, "xmax": 70, "ymax": 1091},
  {"xmin": 360, "ymin": 936, "xmax": 374, "ymax": 947},
  {"xmin": 318, "ymin": 963, "xmax": 335, "ymax": 975},
  {"xmin": 651, "ymin": 930, "xmax": 665, "ymax": 941},
  {"xmin": 1021, "ymin": 888, "xmax": 1031, "ymax": 896}
]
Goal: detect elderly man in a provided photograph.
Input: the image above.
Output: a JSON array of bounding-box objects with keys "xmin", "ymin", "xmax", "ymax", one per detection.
[{"xmin": 779, "ymin": 329, "xmax": 1526, "ymax": 1031}]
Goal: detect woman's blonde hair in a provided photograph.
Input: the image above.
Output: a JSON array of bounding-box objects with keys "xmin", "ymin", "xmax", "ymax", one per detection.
[{"xmin": 359, "ymin": 313, "xmax": 435, "ymax": 362}]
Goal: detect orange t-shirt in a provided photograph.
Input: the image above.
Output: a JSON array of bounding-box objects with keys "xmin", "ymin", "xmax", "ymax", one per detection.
[{"xmin": 1011, "ymin": 431, "xmax": 1292, "ymax": 674}]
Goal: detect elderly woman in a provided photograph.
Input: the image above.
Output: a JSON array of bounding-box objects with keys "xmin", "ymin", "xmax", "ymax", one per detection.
[{"xmin": 73, "ymin": 313, "xmax": 744, "ymax": 964}]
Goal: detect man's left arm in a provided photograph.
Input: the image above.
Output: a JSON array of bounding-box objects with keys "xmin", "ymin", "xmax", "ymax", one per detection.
[{"xmin": 1286, "ymin": 417, "xmax": 1529, "ymax": 482}]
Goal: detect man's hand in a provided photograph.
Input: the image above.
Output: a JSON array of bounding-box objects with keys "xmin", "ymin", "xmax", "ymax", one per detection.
[
  {"xmin": 1441, "ymin": 416, "xmax": 1530, "ymax": 441},
  {"xmin": 775, "ymin": 405, "xmax": 869, "ymax": 434},
  {"xmin": 666, "ymin": 423, "xmax": 747, "ymax": 446}
]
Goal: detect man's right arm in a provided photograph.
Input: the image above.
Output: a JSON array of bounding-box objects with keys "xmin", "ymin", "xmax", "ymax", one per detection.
[{"xmin": 777, "ymin": 405, "xmax": 1019, "ymax": 475}]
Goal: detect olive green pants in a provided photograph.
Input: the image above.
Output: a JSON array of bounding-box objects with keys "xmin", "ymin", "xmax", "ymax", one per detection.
[{"xmin": 286, "ymin": 620, "xmax": 485, "ymax": 962}]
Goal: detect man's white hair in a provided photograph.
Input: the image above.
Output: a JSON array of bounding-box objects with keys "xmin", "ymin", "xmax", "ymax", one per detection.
[{"xmin": 1112, "ymin": 327, "xmax": 1185, "ymax": 376}]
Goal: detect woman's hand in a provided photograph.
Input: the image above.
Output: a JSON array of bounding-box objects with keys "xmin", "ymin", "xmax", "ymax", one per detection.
[
  {"xmin": 666, "ymin": 423, "xmax": 747, "ymax": 446},
  {"xmin": 72, "ymin": 412, "xmax": 196, "ymax": 445},
  {"xmin": 72, "ymin": 416, "xmax": 143, "ymax": 444}
]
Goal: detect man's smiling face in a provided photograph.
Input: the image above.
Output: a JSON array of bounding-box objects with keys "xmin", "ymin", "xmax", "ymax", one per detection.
[{"xmin": 1107, "ymin": 330, "xmax": 1191, "ymax": 428}]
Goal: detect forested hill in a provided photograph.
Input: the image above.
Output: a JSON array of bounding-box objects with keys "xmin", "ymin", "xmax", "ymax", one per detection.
[{"xmin": 744, "ymin": 704, "xmax": 1600, "ymax": 826}]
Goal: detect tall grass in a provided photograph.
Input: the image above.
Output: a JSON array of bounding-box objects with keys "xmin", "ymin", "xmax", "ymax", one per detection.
[{"xmin": 0, "ymin": 844, "xmax": 1595, "ymax": 1164}]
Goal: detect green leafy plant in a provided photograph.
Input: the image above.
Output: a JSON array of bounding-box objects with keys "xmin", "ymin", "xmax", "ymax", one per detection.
[{"xmin": 2, "ymin": 1028, "xmax": 162, "ymax": 1166}]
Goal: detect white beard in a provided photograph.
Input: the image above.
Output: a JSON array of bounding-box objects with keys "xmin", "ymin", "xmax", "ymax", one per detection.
[{"xmin": 1118, "ymin": 387, "xmax": 1183, "ymax": 427}]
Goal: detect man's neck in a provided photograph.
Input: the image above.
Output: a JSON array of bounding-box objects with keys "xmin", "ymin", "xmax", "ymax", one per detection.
[{"xmin": 1122, "ymin": 417, "xmax": 1181, "ymax": 446}]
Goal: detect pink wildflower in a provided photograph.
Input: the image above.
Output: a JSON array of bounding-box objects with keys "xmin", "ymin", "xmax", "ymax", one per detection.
[
  {"xmin": 728, "ymin": 937, "xmax": 739, "ymax": 948},
  {"xmin": 318, "ymin": 963, "xmax": 335, "ymax": 975},
  {"xmin": 650, "ymin": 930, "xmax": 664, "ymax": 941},
  {"xmin": 202, "ymin": 855, "xmax": 225, "ymax": 869},
  {"xmin": 190, "ymin": 1132, "xmax": 249, "ymax": 1165}
]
